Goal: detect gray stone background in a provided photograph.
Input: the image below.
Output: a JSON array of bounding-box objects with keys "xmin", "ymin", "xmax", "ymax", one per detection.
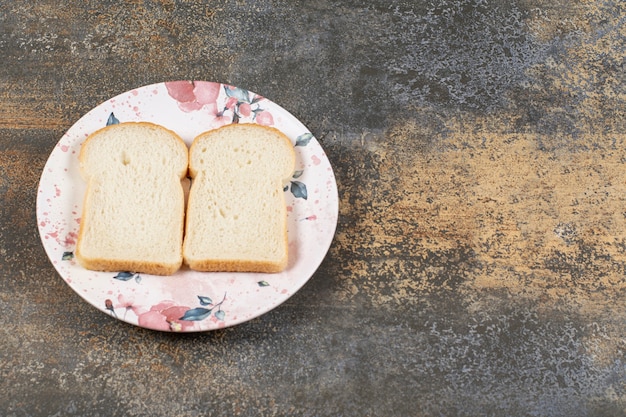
[{"xmin": 1, "ymin": 0, "xmax": 626, "ymax": 416}]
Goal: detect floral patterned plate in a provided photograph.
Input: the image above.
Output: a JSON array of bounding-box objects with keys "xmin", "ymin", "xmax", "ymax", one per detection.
[{"xmin": 37, "ymin": 81, "xmax": 338, "ymax": 332}]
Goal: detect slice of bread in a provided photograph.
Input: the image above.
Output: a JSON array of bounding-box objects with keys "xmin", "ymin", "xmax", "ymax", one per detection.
[
  {"xmin": 75, "ymin": 122, "xmax": 188, "ymax": 275},
  {"xmin": 183, "ymin": 123, "xmax": 296, "ymax": 273}
]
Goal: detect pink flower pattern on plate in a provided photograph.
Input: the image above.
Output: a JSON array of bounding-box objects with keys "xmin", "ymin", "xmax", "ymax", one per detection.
[
  {"xmin": 106, "ymin": 290, "xmax": 227, "ymax": 332},
  {"xmin": 165, "ymin": 81, "xmax": 221, "ymax": 112},
  {"xmin": 165, "ymin": 81, "xmax": 275, "ymax": 126}
]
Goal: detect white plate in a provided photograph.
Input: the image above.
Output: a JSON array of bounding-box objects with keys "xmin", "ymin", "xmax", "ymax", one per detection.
[{"xmin": 36, "ymin": 81, "xmax": 338, "ymax": 332}]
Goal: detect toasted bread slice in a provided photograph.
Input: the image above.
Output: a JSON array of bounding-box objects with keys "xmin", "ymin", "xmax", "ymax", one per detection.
[
  {"xmin": 75, "ymin": 122, "xmax": 188, "ymax": 275},
  {"xmin": 183, "ymin": 124, "xmax": 295, "ymax": 272}
]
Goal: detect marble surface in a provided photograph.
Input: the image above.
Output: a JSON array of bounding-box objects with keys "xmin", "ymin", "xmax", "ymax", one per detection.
[{"xmin": 1, "ymin": 0, "xmax": 625, "ymax": 416}]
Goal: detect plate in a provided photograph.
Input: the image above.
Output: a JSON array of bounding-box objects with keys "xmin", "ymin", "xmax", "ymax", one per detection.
[{"xmin": 36, "ymin": 81, "xmax": 338, "ymax": 332}]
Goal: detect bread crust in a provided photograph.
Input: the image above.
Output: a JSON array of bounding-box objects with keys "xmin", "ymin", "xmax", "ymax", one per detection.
[
  {"xmin": 75, "ymin": 256, "xmax": 182, "ymax": 276},
  {"xmin": 187, "ymin": 124, "xmax": 295, "ymax": 178},
  {"xmin": 78, "ymin": 121, "xmax": 189, "ymax": 178},
  {"xmin": 185, "ymin": 257, "xmax": 288, "ymax": 274}
]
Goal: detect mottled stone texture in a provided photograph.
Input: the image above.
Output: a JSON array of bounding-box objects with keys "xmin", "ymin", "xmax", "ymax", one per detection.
[{"xmin": 1, "ymin": 0, "xmax": 626, "ymax": 416}]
